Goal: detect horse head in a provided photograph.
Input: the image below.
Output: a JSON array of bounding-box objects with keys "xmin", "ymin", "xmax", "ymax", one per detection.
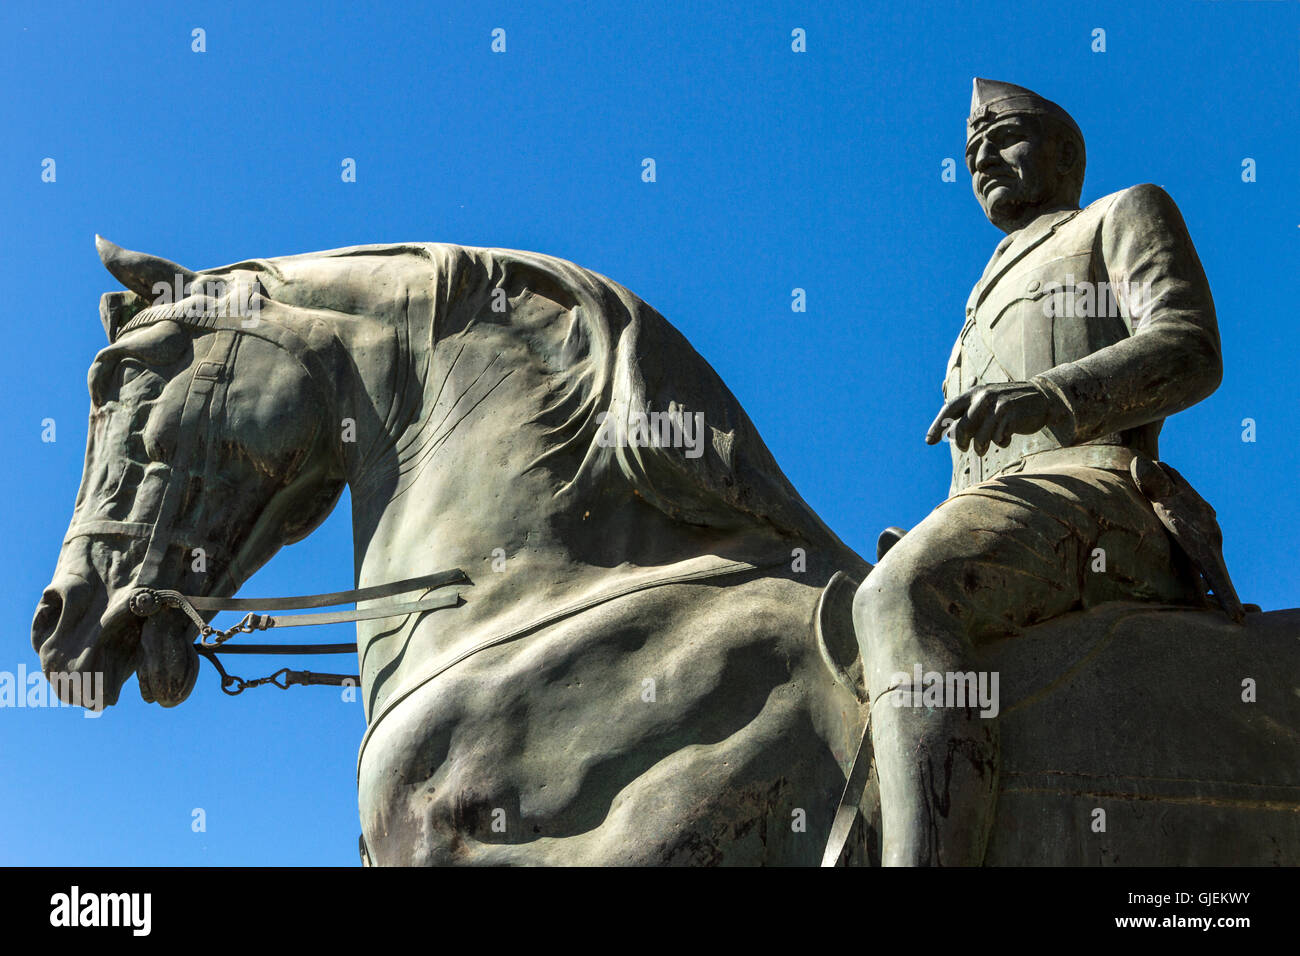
[
  {"xmin": 35, "ymin": 237, "xmax": 863, "ymax": 719},
  {"xmin": 32, "ymin": 239, "xmax": 347, "ymax": 708}
]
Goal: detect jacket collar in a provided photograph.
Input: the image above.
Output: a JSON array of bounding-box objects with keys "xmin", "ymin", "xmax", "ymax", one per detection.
[{"xmin": 974, "ymin": 205, "xmax": 1081, "ymax": 308}]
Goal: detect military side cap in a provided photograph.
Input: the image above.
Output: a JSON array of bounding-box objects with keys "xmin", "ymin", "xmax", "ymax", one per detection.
[{"xmin": 967, "ymin": 78, "xmax": 1082, "ymax": 148}]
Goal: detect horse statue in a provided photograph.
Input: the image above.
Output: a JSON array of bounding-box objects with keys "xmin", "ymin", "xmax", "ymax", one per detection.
[{"xmin": 32, "ymin": 238, "xmax": 1300, "ymax": 865}]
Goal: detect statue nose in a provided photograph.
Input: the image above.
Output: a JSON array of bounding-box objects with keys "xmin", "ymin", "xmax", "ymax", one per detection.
[
  {"xmin": 974, "ymin": 141, "xmax": 1007, "ymax": 174},
  {"xmin": 31, "ymin": 571, "xmax": 95, "ymax": 667},
  {"xmin": 31, "ymin": 586, "xmax": 65, "ymax": 652}
]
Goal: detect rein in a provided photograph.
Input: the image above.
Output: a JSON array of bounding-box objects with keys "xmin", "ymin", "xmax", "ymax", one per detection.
[{"xmin": 127, "ymin": 568, "xmax": 470, "ymax": 695}]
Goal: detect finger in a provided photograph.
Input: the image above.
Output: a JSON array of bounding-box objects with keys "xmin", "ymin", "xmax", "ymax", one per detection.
[
  {"xmin": 931, "ymin": 415, "xmax": 960, "ymax": 447},
  {"xmin": 951, "ymin": 412, "xmax": 973, "ymax": 451},
  {"xmin": 991, "ymin": 404, "xmax": 1018, "ymax": 447},
  {"xmin": 961, "ymin": 388, "xmax": 996, "ymax": 453},
  {"xmin": 926, "ymin": 390, "xmax": 975, "ymax": 443},
  {"xmin": 970, "ymin": 394, "xmax": 1002, "ymax": 456}
]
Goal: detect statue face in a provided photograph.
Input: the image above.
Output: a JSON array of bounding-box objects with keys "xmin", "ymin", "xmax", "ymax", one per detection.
[
  {"xmin": 33, "ymin": 311, "xmax": 342, "ymax": 708},
  {"xmin": 966, "ymin": 115, "xmax": 1065, "ymax": 232}
]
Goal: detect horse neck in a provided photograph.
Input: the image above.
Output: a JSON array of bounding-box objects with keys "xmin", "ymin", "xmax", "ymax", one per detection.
[{"xmin": 341, "ymin": 321, "xmax": 790, "ymax": 612}]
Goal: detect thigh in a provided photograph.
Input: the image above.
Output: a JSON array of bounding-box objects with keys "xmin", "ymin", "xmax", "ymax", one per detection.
[{"xmin": 882, "ymin": 465, "xmax": 1178, "ymax": 643}]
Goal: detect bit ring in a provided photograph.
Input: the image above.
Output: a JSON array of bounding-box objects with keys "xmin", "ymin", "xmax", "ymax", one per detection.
[{"xmin": 128, "ymin": 587, "xmax": 162, "ymax": 618}]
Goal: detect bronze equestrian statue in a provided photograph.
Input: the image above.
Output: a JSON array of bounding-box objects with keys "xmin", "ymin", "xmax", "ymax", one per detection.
[{"xmin": 31, "ymin": 80, "xmax": 1299, "ymax": 866}]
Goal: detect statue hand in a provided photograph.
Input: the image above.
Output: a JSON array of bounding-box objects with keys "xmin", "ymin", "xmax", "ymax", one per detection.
[{"xmin": 925, "ymin": 382, "xmax": 1067, "ymax": 455}]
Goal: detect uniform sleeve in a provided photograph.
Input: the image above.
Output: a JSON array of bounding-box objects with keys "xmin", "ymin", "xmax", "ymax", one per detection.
[{"xmin": 1031, "ymin": 184, "xmax": 1222, "ymax": 444}]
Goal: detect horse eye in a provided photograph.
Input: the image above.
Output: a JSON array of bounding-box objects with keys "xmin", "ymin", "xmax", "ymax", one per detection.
[
  {"xmin": 118, "ymin": 358, "xmax": 153, "ymax": 392},
  {"xmin": 141, "ymin": 429, "xmax": 169, "ymax": 463},
  {"xmin": 88, "ymin": 355, "xmax": 120, "ymax": 407}
]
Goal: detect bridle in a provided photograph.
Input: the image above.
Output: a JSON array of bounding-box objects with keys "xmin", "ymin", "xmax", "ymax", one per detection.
[
  {"xmin": 131, "ymin": 567, "xmax": 468, "ymax": 695},
  {"xmin": 69, "ymin": 290, "xmax": 469, "ymax": 695}
]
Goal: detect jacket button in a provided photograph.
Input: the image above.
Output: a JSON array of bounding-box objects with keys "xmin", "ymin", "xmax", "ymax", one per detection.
[{"xmin": 1025, "ymin": 279, "xmax": 1041, "ymax": 293}]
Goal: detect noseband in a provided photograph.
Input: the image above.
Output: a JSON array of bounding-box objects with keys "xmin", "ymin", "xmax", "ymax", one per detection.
[{"xmin": 72, "ymin": 301, "xmax": 468, "ymax": 695}]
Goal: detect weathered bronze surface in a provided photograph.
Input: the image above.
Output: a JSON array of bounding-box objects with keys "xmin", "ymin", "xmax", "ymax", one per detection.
[
  {"xmin": 853, "ymin": 79, "xmax": 1255, "ymax": 866},
  {"xmin": 29, "ymin": 80, "xmax": 1299, "ymax": 866}
]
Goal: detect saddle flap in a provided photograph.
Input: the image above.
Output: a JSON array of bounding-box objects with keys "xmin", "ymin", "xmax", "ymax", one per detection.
[{"xmin": 815, "ymin": 570, "xmax": 867, "ymax": 703}]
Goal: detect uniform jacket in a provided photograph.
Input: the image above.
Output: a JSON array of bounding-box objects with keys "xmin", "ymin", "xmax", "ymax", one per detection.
[{"xmin": 945, "ymin": 183, "xmax": 1222, "ymax": 494}]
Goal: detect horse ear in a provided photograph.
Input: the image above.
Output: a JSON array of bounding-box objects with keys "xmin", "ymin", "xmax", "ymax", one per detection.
[
  {"xmin": 95, "ymin": 235, "xmax": 198, "ymax": 301},
  {"xmin": 98, "ymin": 291, "xmax": 139, "ymax": 342}
]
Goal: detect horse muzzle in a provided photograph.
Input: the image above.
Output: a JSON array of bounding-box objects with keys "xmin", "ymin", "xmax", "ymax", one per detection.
[
  {"xmin": 135, "ymin": 613, "xmax": 200, "ymax": 707},
  {"xmin": 31, "ymin": 570, "xmax": 138, "ymax": 708},
  {"xmin": 125, "ymin": 585, "xmax": 200, "ymax": 707}
]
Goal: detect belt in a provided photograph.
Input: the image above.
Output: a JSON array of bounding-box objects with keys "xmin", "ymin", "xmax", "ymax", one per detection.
[{"xmin": 985, "ymin": 443, "xmax": 1139, "ymax": 481}]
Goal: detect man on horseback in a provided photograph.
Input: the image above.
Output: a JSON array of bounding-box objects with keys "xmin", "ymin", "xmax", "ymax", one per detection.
[{"xmin": 852, "ymin": 78, "xmax": 1238, "ymax": 866}]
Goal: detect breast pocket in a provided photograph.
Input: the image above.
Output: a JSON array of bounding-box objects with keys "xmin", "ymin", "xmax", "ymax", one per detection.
[
  {"xmin": 987, "ymin": 302, "xmax": 1053, "ymax": 380},
  {"xmin": 983, "ymin": 254, "xmax": 1094, "ymax": 379}
]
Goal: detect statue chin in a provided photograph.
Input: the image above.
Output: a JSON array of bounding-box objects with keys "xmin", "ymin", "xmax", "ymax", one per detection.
[
  {"xmin": 136, "ymin": 618, "xmax": 199, "ymax": 706},
  {"xmin": 985, "ymin": 194, "xmax": 1028, "ymax": 231}
]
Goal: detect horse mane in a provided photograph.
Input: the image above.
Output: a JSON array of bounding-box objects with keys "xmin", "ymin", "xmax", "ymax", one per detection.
[{"xmin": 203, "ymin": 242, "xmax": 849, "ymax": 552}]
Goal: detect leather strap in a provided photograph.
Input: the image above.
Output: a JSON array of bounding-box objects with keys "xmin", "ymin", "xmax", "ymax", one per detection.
[
  {"xmin": 64, "ymin": 519, "xmax": 231, "ymax": 563},
  {"xmin": 129, "ymin": 568, "xmax": 468, "ymax": 645},
  {"xmin": 821, "ymin": 716, "xmax": 874, "ymax": 867},
  {"xmin": 201, "ymin": 642, "xmax": 358, "ymax": 655},
  {"xmin": 997, "ymin": 442, "xmax": 1135, "ymax": 476},
  {"xmin": 139, "ymin": 329, "xmax": 238, "ymax": 584},
  {"xmin": 966, "ymin": 443, "xmax": 1138, "ymax": 488},
  {"xmin": 185, "ymin": 568, "xmax": 468, "ymax": 612},
  {"xmin": 193, "ymin": 590, "xmax": 462, "ymax": 641}
]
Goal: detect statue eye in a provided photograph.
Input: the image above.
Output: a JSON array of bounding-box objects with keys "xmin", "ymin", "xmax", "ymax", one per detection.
[
  {"xmin": 994, "ymin": 127, "xmax": 1029, "ymax": 148},
  {"xmin": 118, "ymin": 358, "xmax": 146, "ymax": 388},
  {"xmin": 116, "ymin": 358, "xmax": 167, "ymax": 402}
]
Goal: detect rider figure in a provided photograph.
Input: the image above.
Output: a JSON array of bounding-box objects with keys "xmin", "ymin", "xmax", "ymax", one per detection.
[{"xmin": 852, "ymin": 78, "xmax": 1232, "ymax": 866}]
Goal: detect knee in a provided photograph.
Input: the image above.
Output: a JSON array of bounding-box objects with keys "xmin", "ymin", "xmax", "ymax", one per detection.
[
  {"xmin": 853, "ymin": 555, "xmax": 928, "ymax": 635},
  {"xmin": 852, "ymin": 559, "xmax": 926, "ymax": 669},
  {"xmin": 852, "ymin": 548, "xmax": 972, "ymax": 677}
]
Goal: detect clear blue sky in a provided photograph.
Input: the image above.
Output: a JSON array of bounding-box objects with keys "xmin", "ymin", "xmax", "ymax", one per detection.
[{"xmin": 2, "ymin": 0, "xmax": 1296, "ymax": 865}]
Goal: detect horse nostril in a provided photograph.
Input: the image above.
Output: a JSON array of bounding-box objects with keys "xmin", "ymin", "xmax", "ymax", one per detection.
[{"xmin": 31, "ymin": 588, "xmax": 64, "ymax": 652}]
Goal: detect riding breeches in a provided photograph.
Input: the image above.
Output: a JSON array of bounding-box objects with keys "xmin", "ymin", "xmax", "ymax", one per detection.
[{"xmin": 853, "ymin": 463, "xmax": 1201, "ymax": 694}]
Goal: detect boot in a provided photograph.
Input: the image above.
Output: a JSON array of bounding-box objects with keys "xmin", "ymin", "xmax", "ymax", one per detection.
[{"xmin": 871, "ymin": 686, "xmax": 999, "ymax": 866}]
